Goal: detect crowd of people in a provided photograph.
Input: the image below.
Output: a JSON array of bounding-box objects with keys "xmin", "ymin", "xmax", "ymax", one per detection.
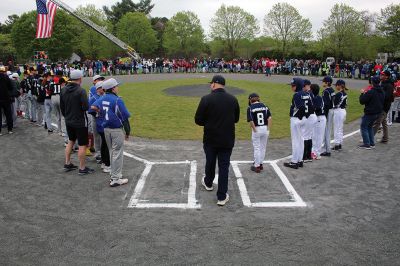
[
  {"xmin": 1, "ymin": 62, "xmax": 399, "ymax": 202},
  {"xmin": 8, "ymin": 58, "xmax": 400, "ymax": 81}
]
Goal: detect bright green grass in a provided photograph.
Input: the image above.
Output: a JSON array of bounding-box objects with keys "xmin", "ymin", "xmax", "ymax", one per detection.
[{"xmin": 117, "ymin": 79, "xmax": 363, "ymax": 140}]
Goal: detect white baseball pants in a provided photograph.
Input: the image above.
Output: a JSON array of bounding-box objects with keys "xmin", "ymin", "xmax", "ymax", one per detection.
[
  {"xmin": 333, "ymin": 108, "xmax": 346, "ymax": 145},
  {"xmin": 312, "ymin": 115, "xmax": 326, "ymax": 156},
  {"xmin": 302, "ymin": 114, "xmax": 317, "ymax": 140},
  {"xmin": 323, "ymin": 109, "xmax": 334, "ymax": 153},
  {"xmin": 290, "ymin": 117, "xmax": 305, "ymax": 163},
  {"xmin": 252, "ymin": 125, "xmax": 269, "ymax": 167}
]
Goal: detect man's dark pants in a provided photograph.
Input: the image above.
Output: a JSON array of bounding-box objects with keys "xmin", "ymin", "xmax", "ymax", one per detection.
[
  {"xmin": 203, "ymin": 144, "xmax": 232, "ymax": 201},
  {"xmin": 0, "ymin": 102, "xmax": 13, "ymax": 132}
]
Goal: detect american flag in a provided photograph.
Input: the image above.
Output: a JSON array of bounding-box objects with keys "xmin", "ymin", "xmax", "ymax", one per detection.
[{"xmin": 36, "ymin": 0, "xmax": 57, "ymax": 39}]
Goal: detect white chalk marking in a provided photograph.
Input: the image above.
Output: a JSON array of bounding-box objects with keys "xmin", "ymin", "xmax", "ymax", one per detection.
[
  {"xmin": 133, "ymin": 203, "xmax": 200, "ymax": 209},
  {"xmin": 251, "ymin": 202, "xmax": 307, "ymax": 208},
  {"xmin": 187, "ymin": 161, "xmax": 200, "ymax": 208},
  {"xmin": 128, "ymin": 163, "xmax": 153, "ymax": 207},
  {"xmin": 231, "ymin": 162, "xmax": 252, "ymax": 207},
  {"xmin": 123, "ymin": 151, "xmax": 150, "ymax": 164}
]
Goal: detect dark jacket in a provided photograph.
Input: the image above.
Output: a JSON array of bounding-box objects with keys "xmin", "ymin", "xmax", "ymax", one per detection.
[
  {"xmin": 359, "ymin": 85, "xmax": 385, "ymax": 115},
  {"xmin": 60, "ymin": 82, "xmax": 89, "ymax": 128},
  {"xmin": 195, "ymin": 88, "xmax": 240, "ymax": 148},
  {"xmin": 0, "ymin": 73, "xmax": 12, "ymax": 103},
  {"xmin": 381, "ymin": 80, "xmax": 394, "ymax": 113}
]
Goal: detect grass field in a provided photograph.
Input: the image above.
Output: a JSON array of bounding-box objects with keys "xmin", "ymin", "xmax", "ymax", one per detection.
[{"xmin": 117, "ymin": 79, "xmax": 363, "ymax": 140}]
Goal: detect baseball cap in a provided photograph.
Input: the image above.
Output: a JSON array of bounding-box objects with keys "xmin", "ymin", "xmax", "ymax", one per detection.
[
  {"xmin": 248, "ymin": 93, "xmax": 259, "ymax": 99},
  {"xmin": 102, "ymin": 78, "xmax": 120, "ymax": 91},
  {"xmin": 321, "ymin": 76, "xmax": 333, "ymax": 84},
  {"xmin": 371, "ymin": 76, "xmax": 380, "ymax": 85},
  {"xmin": 380, "ymin": 70, "xmax": 391, "ymax": 76},
  {"xmin": 335, "ymin": 79, "xmax": 346, "ymax": 86},
  {"xmin": 70, "ymin": 70, "xmax": 83, "ymax": 80},
  {"xmin": 209, "ymin": 75, "xmax": 226, "ymax": 86},
  {"xmin": 303, "ymin": 79, "xmax": 311, "ymax": 86},
  {"xmin": 93, "ymin": 74, "xmax": 105, "ymax": 82},
  {"xmin": 290, "ymin": 78, "xmax": 304, "ymax": 91},
  {"xmin": 11, "ymin": 73, "xmax": 19, "ymax": 79},
  {"xmin": 95, "ymin": 81, "xmax": 104, "ymax": 90}
]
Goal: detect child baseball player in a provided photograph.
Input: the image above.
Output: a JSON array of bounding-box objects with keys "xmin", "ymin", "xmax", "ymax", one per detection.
[
  {"xmin": 321, "ymin": 76, "xmax": 336, "ymax": 156},
  {"xmin": 247, "ymin": 93, "xmax": 272, "ymax": 173},
  {"xmin": 333, "ymin": 79, "xmax": 348, "ymax": 151},
  {"xmin": 302, "ymin": 79, "xmax": 317, "ymax": 162},
  {"xmin": 310, "ymin": 84, "xmax": 326, "ymax": 160}
]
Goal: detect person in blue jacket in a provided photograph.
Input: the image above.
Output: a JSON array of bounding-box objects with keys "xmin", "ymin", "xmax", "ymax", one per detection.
[{"xmin": 92, "ymin": 78, "xmax": 131, "ymax": 187}]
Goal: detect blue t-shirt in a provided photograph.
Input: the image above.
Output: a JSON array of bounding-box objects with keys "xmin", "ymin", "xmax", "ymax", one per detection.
[
  {"xmin": 89, "ymin": 93, "xmax": 104, "ymax": 133},
  {"xmin": 92, "ymin": 92, "xmax": 130, "ymax": 129},
  {"xmin": 247, "ymin": 102, "xmax": 271, "ymax": 126},
  {"xmin": 88, "ymin": 85, "xmax": 97, "ymax": 103}
]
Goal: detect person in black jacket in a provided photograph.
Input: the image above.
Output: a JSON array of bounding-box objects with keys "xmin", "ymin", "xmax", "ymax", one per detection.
[
  {"xmin": 359, "ymin": 76, "xmax": 385, "ymax": 149},
  {"xmin": 60, "ymin": 70, "xmax": 94, "ymax": 175},
  {"xmin": 372, "ymin": 70, "xmax": 394, "ymax": 143},
  {"xmin": 195, "ymin": 75, "xmax": 240, "ymax": 206},
  {"xmin": 0, "ymin": 66, "xmax": 13, "ymax": 135}
]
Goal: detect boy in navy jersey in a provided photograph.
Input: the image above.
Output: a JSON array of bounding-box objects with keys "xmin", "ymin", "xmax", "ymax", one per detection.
[
  {"xmin": 333, "ymin": 79, "xmax": 348, "ymax": 151},
  {"xmin": 310, "ymin": 84, "xmax": 326, "ymax": 160},
  {"xmin": 321, "ymin": 76, "xmax": 336, "ymax": 156},
  {"xmin": 247, "ymin": 93, "xmax": 272, "ymax": 173}
]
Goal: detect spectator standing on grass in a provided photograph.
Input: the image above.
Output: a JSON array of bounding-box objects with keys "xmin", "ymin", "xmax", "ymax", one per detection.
[
  {"xmin": 92, "ymin": 78, "xmax": 131, "ymax": 187},
  {"xmin": 359, "ymin": 76, "xmax": 385, "ymax": 149},
  {"xmin": 373, "ymin": 70, "xmax": 394, "ymax": 143},
  {"xmin": 195, "ymin": 75, "xmax": 240, "ymax": 206},
  {"xmin": 0, "ymin": 66, "xmax": 13, "ymax": 135},
  {"xmin": 60, "ymin": 70, "xmax": 94, "ymax": 175}
]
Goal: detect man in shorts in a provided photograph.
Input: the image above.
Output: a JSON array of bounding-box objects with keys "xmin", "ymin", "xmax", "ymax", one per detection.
[{"xmin": 60, "ymin": 69, "xmax": 94, "ymax": 175}]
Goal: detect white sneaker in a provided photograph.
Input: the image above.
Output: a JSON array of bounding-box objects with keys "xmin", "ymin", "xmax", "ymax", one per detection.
[
  {"xmin": 217, "ymin": 194, "xmax": 229, "ymax": 206},
  {"xmin": 102, "ymin": 166, "xmax": 111, "ymax": 173},
  {"xmin": 201, "ymin": 177, "xmax": 213, "ymax": 191},
  {"xmin": 109, "ymin": 178, "xmax": 128, "ymax": 187},
  {"xmin": 101, "ymin": 163, "xmax": 105, "ymax": 169},
  {"xmin": 8, "ymin": 131, "xmax": 13, "ymax": 135}
]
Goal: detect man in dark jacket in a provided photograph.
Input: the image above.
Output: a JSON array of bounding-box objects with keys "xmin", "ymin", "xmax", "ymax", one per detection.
[
  {"xmin": 0, "ymin": 66, "xmax": 13, "ymax": 135},
  {"xmin": 60, "ymin": 69, "xmax": 93, "ymax": 175},
  {"xmin": 359, "ymin": 76, "xmax": 385, "ymax": 149},
  {"xmin": 372, "ymin": 70, "xmax": 394, "ymax": 143},
  {"xmin": 195, "ymin": 75, "xmax": 240, "ymax": 206}
]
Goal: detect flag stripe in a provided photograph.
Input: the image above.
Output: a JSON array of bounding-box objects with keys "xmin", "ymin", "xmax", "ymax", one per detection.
[{"xmin": 36, "ymin": 0, "xmax": 57, "ymax": 39}]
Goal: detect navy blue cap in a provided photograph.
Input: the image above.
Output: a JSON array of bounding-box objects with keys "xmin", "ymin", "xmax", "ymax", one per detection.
[
  {"xmin": 248, "ymin": 93, "xmax": 259, "ymax": 99},
  {"xmin": 303, "ymin": 79, "xmax": 311, "ymax": 86},
  {"xmin": 210, "ymin": 75, "xmax": 226, "ymax": 85},
  {"xmin": 321, "ymin": 76, "xmax": 333, "ymax": 84},
  {"xmin": 335, "ymin": 79, "xmax": 346, "ymax": 86},
  {"xmin": 290, "ymin": 78, "xmax": 304, "ymax": 92},
  {"xmin": 371, "ymin": 76, "xmax": 380, "ymax": 85}
]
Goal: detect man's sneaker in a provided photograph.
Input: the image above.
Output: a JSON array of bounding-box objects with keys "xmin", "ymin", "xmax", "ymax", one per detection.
[
  {"xmin": 63, "ymin": 163, "xmax": 78, "ymax": 172},
  {"xmin": 303, "ymin": 158, "xmax": 313, "ymax": 163},
  {"xmin": 201, "ymin": 177, "xmax": 213, "ymax": 191},
  {"xmin": 370, "ymin": 144, "xmax": 376, "ymax": 149},
  {"xmin": 8, "ymin": 131, "xmax": 13, "ymax": 135},
  {"xmin": 217, "ymin": 193, "xmax": 229, "ymax": 206},
  {"xmin": 250, "ymin": 165, "xmax": 261, "ymax": 173},
  {"xmin": 109, "ymin": 178, "xmax": 128, "ymax": 187},
  {"xmin": 284, "ymin": 162, "xmax": 298, "ymax": 169},
  {"xmin": 321, "ymin": 152, "xmax": 331, "ymax": 157},
  {"xmin": 358, "ymin": 144, "xmax": 371, "ymax": 150},
  {"xmin": 102, "ymin": 166, "xmax": 111, "ymax": 173},
  {"xmin": 298, "ymin": 161, "xmax": 304, "ymax": 168},
  {"xmin": 95, "ymin": 156, "xmax": 102, "ymax": 163},
  {"xmin": 78, "ymin": 167, "xmax": 95, "ymax": 175}
]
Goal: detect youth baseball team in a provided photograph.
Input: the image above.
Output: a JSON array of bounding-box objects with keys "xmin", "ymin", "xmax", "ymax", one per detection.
[{"xmin": 0, "ymin": 67, "xmax": 397, "ymax": 205}]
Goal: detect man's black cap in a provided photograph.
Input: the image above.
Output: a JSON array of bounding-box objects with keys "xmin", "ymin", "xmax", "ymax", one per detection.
[
  {"xmin": 248, "ymin": 93, "xmax": 259, "ymax": 99},
  {"xmin": 209, "ymin": 75, "xmax": 225, "ymax": 86}
]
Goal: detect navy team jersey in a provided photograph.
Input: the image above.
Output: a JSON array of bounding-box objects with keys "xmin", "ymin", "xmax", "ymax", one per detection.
[
  {"xmin": 50, "ymin": 81, "xmax": 62, "ymax": 95},
  {"xmin": 305, "ymin": 91, "xmax": 315, "ymax": 116},
  {"xmin": 247, "ymin": 102, "xmax": 271, "ymax": 126},
  {"xmin": 313, "ymin": 95, "xmax": 325, "ymax": 116},
  {"xmin": 290, "ymin": 91, "xmax": 308, "ymax": 119},
  {"xmin": 322, "ymin": 87, "xmax": 336, "ymax": 111},
  {"xmin": 334, "ymin": 91, "xmax": 347, "ymax": 109}
]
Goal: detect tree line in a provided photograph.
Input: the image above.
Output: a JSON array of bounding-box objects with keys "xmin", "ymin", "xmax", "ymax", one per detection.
[{"xmin": 0, "ymin": 0, "xmax": 399, "ymax": 63}]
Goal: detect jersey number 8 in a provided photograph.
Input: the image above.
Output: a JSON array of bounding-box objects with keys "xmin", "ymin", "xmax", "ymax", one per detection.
[{"xmin": 257, "ymin": 113, "xmax": 265, "ymax": 126}]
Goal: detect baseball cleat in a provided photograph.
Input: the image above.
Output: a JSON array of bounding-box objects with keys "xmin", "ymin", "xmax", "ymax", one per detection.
[
  {"xmin": 110, "ymin": 178, "xmax": 129, "ymax": 187},
  {"xmin": 251, "ymin": 165, "xmax": 261, "ymax": 173},
  {"xmin": 284, "ymin": 162, "xmax": 298, "ymax": 169}
]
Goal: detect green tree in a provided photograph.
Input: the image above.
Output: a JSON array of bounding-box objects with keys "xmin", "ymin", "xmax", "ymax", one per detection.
[
  {"xmin": 264, "ymin": 3, "xmax": 312, "ymax": 57},
  {"xmin": 11, "ymin": 10, "xmax": 78, "ymax": 61},
  {"xmin": 318, "ymin": 4, "xmax": 363, "ymax": 60},
  {"xmin": 75, "ymin": 4, "xmax": 116, "ymax": 59},
  {"xmin": 163, "ymin": 11, "xmax": 205, "ymax": 58},
  {"xmin": 0, "ymin": 34, "xmax": 16, "ymax": 62},
  {"xmin": 377, "ymin": 4, "xmax": 400, "ymax": 55},
  {"xmin": 103, "ymin": 0, "xmax": 154, "ymax": 23},
  {"xmin": 151, "ymin": 17, "xmax": 169, "ymax": 56},
  {"xmin": 210, "ymin": 5, "xmax": 259, "ymax": 58},
  {"xmin": 116, "ymin": 12, "xmax": 158, "ymax": 56},
  {"xmin": 0, "ymin": 15, "xmax": 20, "ymax": 34}
]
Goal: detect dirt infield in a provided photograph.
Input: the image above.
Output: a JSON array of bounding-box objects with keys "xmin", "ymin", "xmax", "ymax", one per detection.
[
  {"xmin": 163, "ymin": 84, "xmax": 245, "ymax": 97},
  {"xmin": 1, "ymin": 115, "xmax": 399, "ymax": 265}
]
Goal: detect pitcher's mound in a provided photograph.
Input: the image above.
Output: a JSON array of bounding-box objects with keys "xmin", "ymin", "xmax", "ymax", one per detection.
[{"xmin": 164, "ymin": 84, "xmax": 245, "ymax": 97}]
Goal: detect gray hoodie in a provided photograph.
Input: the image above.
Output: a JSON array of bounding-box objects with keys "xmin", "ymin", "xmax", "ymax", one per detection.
[{"xmin": 60, "ymin": 82, "xmax": 89, "ymax": 128}]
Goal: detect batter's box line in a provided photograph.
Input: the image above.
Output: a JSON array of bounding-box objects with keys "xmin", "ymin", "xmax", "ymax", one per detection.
[
  {"xmin": 127, "ymin": 160, "xmax": 201, "ymax": 209},
  {"xmin": 230, "ymin": 161, "xmax": 307, "ymax": 208}
]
